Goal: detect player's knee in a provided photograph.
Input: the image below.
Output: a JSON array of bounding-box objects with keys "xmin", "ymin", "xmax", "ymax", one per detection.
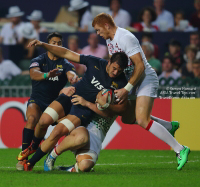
[
  {"xmin": 38, "ymin": 116, "xmax": 52, "ymax": 129},
  {"xmin": 75, "ymin": 134, "xmax": 89, "ymax": 147},
  {"xmin": 78, "ymin": 160, "xmax": 94, "ymax": 172},
  {"xmin": 51, "ymin": 125, "xmax": 68, "ymax": 140},
  {"xmin": 26, "ymin": 115, "xmax": 38, "ymax": 129}
]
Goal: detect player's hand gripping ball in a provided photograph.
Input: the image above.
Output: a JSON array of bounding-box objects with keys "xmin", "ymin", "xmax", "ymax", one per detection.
[{"xmin": 97, "ymin": 89, "xmax": 115, "ymax": 110}]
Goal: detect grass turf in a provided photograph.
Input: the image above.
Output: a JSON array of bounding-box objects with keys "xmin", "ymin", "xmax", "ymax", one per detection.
[{"xmin": 0, "ymin": 149, "xmax": 199, "ymax": 187}]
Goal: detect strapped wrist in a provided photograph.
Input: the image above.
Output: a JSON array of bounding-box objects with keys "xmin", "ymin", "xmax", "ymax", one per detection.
[
  {"xmin": 43, "ymin": 73, "xmax": 48, "ymax": 79},
  {"xmin": 124, "ymin": 83, "xmax": 133, "ymax": 92}
]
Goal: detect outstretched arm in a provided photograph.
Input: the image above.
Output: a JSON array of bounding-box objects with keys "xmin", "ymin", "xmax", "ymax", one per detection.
[{"xmin": 27, "ymin": 40, "xmax": 80, "ymax": 63}]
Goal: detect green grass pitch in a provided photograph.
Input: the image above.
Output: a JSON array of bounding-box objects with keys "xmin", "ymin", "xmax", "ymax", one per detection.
[{"xmin": 0, "ymin": 149, "xmax": 199, "ymax": 187}]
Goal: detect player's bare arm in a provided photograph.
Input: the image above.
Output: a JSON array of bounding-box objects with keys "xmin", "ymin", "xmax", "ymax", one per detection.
[
  {"xmin": 30, "ymin": 67, "xmax": 61, "ymax": 81},
  {"xmin": 115, "ymin": 53, "xmax": 145, "ymax": 103},
  {"xmin": 71, "ymin": 95, "xmax": 113, "ymax": 118},
  {"xmin": 28, "ymin": 40, "xmax": 80, "ymax": 63}
]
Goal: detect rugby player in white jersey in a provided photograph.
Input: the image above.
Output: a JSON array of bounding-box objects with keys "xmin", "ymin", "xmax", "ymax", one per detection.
[
  {"xmin": 91, "ymin": 13, "xmax": 190, "ymax": 170},
  {"xmin": 44, "ymin": 91, "xmax": 126, "ymax": 172}
]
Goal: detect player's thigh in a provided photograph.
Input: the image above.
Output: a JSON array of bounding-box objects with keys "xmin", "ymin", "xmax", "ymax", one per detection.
[
  {"xmin": 39, "ymin": 100, "xmax": 66, "ymax": 127},
  {"xmin": 26, "ymin": 103, "xmax": 42, "ymax": 127},
  {"xmin": 51, "ymin": 115, "xmax": 81, "ymax": 139},
  {"xmin": 121, "ymin": 99, "xmax": 136, "ymax": 124},
  {"xmin": 135, "ymin": 96, "xmax": 154, "ymax": 128}
]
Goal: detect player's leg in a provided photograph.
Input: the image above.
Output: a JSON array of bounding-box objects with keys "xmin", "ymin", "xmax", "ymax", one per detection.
[
  {"xmin": 20, "ymin": 115, "xmax": 81, "ymax": 171},
  {"xmin": 135, "ymin": 96, "xmax": 190, "ymax": 170},
  {"xmin": 22, "ymin": 103, "xmax": 42, "ymax": 151},
  {"xmin": 121, "ymin": 100, "xmax": 136, "ymax": 124},
  {"xmin": 44, "ymin": 127, "xmax": 89, "ymax": 171},
  {"xmin": 150, "ymin": 115, "xmax": 180, "ymax": 137},
  {"xmin": 30, "ymin": 94, "xmax": 72, "ymax": 152}
]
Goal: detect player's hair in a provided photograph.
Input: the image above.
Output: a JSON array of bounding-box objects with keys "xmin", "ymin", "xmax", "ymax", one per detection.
[
  {"xmin": 192, "ymin": 59, "xmax": 200, "ymax": 65},
  {"xmin": 47, "ymin": 32, "xmax": 63, "ymax": 43},
  {"xmin": 110, "ymin": 52, "xmax": 128, "ymax": 69},
  {"xmin": 92, "ymin": 13, "xmax": 116, "ymax": 28}
]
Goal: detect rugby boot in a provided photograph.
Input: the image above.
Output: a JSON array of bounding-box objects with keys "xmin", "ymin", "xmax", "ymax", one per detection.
[
  {"xmin": 176, "ymin": 146, "xmax": 190, "ymax": 170},
  {"xmin": 17, "ymin": 144, "xmax": 36, "ymax": 161}
]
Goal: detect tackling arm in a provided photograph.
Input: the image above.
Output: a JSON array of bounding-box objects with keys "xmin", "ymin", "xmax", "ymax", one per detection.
[{"xmin": 28, "ymin": 40, "xmax": 80, "ymax": 63}]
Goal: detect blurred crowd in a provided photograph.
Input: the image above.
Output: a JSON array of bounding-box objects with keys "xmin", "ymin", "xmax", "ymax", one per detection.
[{"xmin": 0, "ymin": 0, "xmax": 200, "ymax": 84}]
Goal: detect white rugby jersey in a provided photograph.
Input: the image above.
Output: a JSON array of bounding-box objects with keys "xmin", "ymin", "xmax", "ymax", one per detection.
[
  {"xmin": 89, "ymin": 114, "xmax": 117, "ymax": 142},
  {"xmin": 106, "ymin": 27, "xmax": 154, "ymax": 79}
]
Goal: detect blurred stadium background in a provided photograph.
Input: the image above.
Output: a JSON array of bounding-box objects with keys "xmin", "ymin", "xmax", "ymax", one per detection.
[{"xmin": 0, "ymin": 0, "xmax": 200, "ymax": 153}]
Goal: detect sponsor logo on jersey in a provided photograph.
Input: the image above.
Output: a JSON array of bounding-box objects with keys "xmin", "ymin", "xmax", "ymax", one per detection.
[
  {"xmin": 30, "ymin": 62, "xmax": 39, "ymax": 68},
  {"xmin": 94, "ymin": 66, "xmax": 100, "ymax": 70},
  {"xmin": 56, "ymin": 65, "xmax": 63, "ymax": 69},
  {"xmin": 72, "ymin": 68, "xmax": 76, "ymax": 71},
  {"xmin": 29, "ymin": 100, "xmax": 35, "ymax": 103},
  {"xmin": 111, "ymin": 81, "xmax": 118, "ymax": 89},
  {"xmin": 49, "ymin": 76, "xmax": 59, "ymax": 81},
  {"xmin": 43, "ymin": 64, "xmax": 47, "ymax": 66},
  {"xmin": 91, "ymin": 76, "xmax": 104, "ymax": 90}
]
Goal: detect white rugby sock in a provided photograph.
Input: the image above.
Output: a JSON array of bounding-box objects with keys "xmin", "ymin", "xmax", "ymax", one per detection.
[
  {"xmin": 146, "ymin": 120, "xmax": 183, "ymax": 153},
  {"xmin": 151, "ymin": 115, "xmax": 172, "ymax": 131},
  {"xmin": 50, "ymin": 147, "xmax": 59, "ymax": 159}
]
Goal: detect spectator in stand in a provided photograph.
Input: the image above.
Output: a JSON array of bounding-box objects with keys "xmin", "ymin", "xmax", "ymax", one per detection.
[
  {"xmin": 68, "ymin": 0, "xmax": 93, "ymax": 32},
  {"xmin": 152, "ymin": 0, "xmax": 174, "ymax": 31},
  {"xmin": 67, "ymin": 35, "xmax": 86, "ymax": 76},
  {"xmin": 27, "ymin": 10, "xmax": 47, "ymax": 39},
  {"xmin": 159, "ymin": 55, "xmax": 181, "ymax": 85},
  {"xmin": 142, "ymin": 42, "xmax": 161, "ymax": 75},
  {"xmin": 107, "ymin": 0, "xmax": 131, "ymax": 28},
  {"xmin": 18, "ymin": 23, "xmax": 38, "ymax": 59},
  {"xmin": 181, "ymin": 45, "xmax": 197, "ymax": 79},
  {"xmin": 133, "ymin": 7, "xmax": 159, "ymax": 32},
  {"xmin": 0, "ymin": 6, "xmax": 24, "ymax": 45},
  {"xmin": 192, "ymin": 59, "xmax": 200, "ymax": 78},
  {"xmin": 174, "ymin": 11, "xmax": 196, "ymax": 32},
  {"xmin": 141, "ymin": 32, "xmax": 159, "ymax": 58},
  {"xmin": 184, "ymin": 32, "xmax": 200, "ymax": 60},
  {"xmin": 165, "ymin": 39, "xmax": 185, "ymax": 70},
  {"xmin": 0, "ymin": 47, "xmax": 22, "ymax": 80},
  {"xmin": 81, "ymin": 33, "xmax": 107, "ymax": 58},
  {"xmin": 190, "ymin": 0, "xmax": 200, "ymax": 31}
]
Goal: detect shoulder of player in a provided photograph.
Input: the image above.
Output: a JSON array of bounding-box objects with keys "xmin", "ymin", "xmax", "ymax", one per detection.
[{"xmin": 118, "ymin": 28, "xmax": 136, "ymax": 41}]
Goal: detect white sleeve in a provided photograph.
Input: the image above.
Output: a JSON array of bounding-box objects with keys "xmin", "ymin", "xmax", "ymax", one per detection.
[
  {"xmin": 121, "ymin": 34, "xmax": 141, "ymax": 57},
  {"xmin": 8, "ymin": 60, "xmax": 22, "ymax": 76}
]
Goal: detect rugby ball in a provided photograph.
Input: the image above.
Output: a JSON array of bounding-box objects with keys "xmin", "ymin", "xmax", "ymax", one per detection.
[{"xmin": 97, "ymin": 89, "xmax": 115, "ymax": 110}]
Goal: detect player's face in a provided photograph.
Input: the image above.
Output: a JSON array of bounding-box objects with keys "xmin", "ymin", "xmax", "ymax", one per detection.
[
  {"xmin": 94, "ymin": 24, "xmax": 109, "ymax": 40},
  {"xmin": 49, "ymin": 37, "xmax": 62, "ymax": 46},
  {"xmin": 107, "ymin": 61, "xmax": 123, "ymax": 78}
]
